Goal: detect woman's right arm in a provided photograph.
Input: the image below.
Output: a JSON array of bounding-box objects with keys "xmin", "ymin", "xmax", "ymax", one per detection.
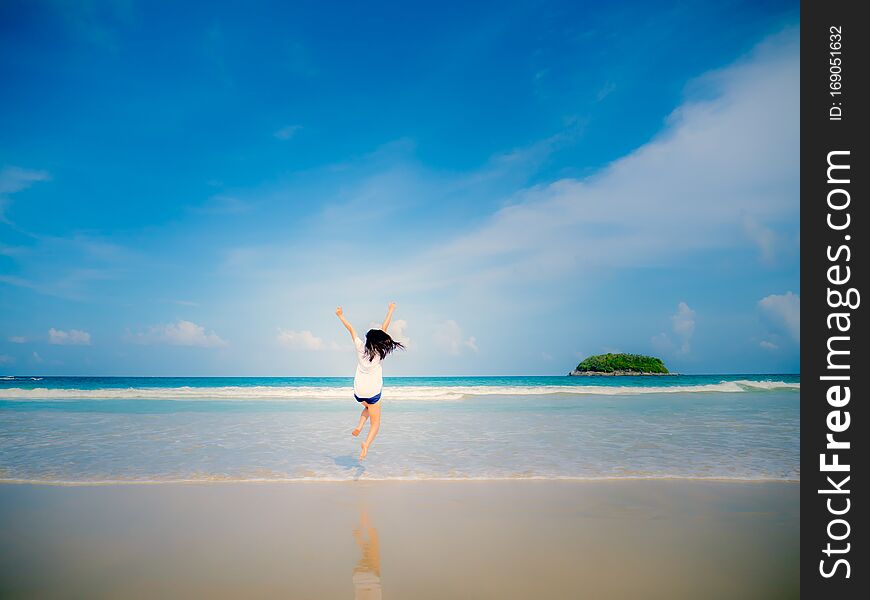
[
  {"xmin": 335, "ymin": 306, "xmax": 357, "ymax": 341},
  {"xmin": 381, "ymin": 301, "xmax": 396, "ymax": 332}
]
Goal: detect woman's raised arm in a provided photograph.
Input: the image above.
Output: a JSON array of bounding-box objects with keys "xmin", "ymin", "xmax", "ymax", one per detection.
[
  {"xmin": 381, "ymin": 302, "xmax": 396, "ymax": 331},
  {"xmin": 335, "ymin": 306, "xmax": 357, "ymax": 341}
]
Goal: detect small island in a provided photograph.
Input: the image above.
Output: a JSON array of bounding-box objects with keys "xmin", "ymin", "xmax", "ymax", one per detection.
[{"xmin": 569, "ymin": 353, "xmax": 670, "ymax": 376}]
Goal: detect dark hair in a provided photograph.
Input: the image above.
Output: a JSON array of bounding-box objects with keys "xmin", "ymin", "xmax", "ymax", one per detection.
[{"xmin": 364, "ymin": 329, "xmax": 405, "ymax": 361}]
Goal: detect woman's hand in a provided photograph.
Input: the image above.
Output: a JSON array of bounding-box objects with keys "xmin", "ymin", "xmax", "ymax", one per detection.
[
  {"xmin": 388, "ymin": 302, "xmax": 396, "ymax": 311},
  {"xmin": 335, "ymin": 306, "xmax": 343, "ymax": 317}
]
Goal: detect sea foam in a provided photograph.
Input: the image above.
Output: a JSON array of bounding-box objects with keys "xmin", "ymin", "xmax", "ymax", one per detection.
[{"xmin": 0, "ymin": 380, "xmax": 799, "ymax": 401}]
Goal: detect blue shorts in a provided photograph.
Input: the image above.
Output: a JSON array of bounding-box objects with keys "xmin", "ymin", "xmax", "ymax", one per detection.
[{"xmin": 354, "ymin": 391, "xmax": 381, "ymax": 404}]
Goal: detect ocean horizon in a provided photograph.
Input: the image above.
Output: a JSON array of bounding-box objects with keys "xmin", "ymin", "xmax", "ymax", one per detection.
[{"xmin": 1, "ymin": 374, "xmax": 800, "ymax": 485}]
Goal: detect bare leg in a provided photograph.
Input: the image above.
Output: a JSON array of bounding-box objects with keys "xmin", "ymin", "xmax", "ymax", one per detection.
[
  {"xmin": 352, "ymin": 405, "xmax": 369, "ymax": 437},
  {"xmin": 359, "ymin": 402, "xmax": 381, "ymax": 460}
]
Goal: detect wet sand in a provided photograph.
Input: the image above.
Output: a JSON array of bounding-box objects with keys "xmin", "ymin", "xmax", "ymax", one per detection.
[{"xmin": 0, "ymin": 480, "xmax": 798, "ymax": 599}]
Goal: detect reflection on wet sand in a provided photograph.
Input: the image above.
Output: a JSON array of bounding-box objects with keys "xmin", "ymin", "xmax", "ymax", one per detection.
[
  {"xmin": 352, "ymin": 507, "xmax": 382, "ymax": 599},
  {"xmin": 0, "ymin": 481, "xmax": 799, "ymax": 599}
]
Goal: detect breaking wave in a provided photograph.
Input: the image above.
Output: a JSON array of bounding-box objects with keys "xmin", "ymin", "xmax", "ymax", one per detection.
[{"xmin": 0, "ymin": 380, "xmax": 799, "ymax": 401}]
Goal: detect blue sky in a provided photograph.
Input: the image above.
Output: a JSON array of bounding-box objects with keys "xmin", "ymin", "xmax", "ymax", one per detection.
[{"xmin": 0, "ymin": 0, "xmax": 799, "ymax": 376}]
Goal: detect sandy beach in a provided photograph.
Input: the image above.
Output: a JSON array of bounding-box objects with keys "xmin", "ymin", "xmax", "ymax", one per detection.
[
  {"xmin": 2, "ymin": 0, "xmax": 804, "ymax": 595},
  {"xmin": 0, "ymin": 480, "xmax": 798, "ymax": 599}
]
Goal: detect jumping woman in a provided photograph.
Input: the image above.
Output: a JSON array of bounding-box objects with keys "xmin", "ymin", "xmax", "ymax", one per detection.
[{"xmin": 335, "ymin": 302, "xmax": 405, "ymax": 460}]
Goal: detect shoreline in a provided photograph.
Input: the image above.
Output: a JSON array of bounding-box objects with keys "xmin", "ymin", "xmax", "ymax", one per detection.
[{"xmin": 0, "ymin": 475, "xmax": 801, "ymax": 486}]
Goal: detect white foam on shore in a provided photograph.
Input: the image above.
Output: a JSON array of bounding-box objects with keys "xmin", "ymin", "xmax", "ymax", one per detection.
[{"xmin": 0, "ymin": 380, "xmax": 799, "ymax": 401}]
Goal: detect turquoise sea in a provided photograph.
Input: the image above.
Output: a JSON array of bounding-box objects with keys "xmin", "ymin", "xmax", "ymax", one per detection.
[{"xmin": 0, "ymin": 375, "xmax": 799, "ymax": 483}]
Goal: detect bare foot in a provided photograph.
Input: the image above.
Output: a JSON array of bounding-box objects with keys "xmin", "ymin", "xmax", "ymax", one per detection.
[
  {"xmin": 359, "ymin": 443, "xmax": 369, "ymax": 460},
  {"xmin": 351, "ymin": 427, "xmax": 361, "ymax": 437}
]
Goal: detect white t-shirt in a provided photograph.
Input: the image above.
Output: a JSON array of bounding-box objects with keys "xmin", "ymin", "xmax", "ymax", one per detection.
[{"xmin": 353, "ymin": 336, "xmax": 382, "ymax": 398}]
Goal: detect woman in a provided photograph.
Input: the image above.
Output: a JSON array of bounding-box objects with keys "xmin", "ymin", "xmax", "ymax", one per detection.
[{"xmin": 335, "ymin": 302, "xmax": 405, "ymax": 460}]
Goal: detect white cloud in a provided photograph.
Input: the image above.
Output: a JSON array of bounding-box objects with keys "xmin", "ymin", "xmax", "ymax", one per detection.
[
  {"xmin": 0, "ymin": 166, "xmax": 51, "ymax": 221},
  {"xmin": 434, "ymin": 320, "xmax": 478, "ymax": 355},
  {"xmin": 208, "ymin": 29, "xmax": 800, "ymax": 350},
  {"xmin": 0, "ymin": 231, "xmax": 130, "ymax": 301},
  {"xmin": 652, "ymin": 301, "xmax": 696, "ymax": 354},
  {"xmin": 274, "ymin": 125, "xmax": 302, "ymax": 140},
  {"xmin": 130, "ymin": 320, "xmax": 228, "ymax": 348},
  {"xmin": 276, "ymin": 328, "xmax": 341, "ymax": 351},
  {"xmin": 671, "ymin": 302, "xmax": 696, "ymax": 353},
  {"xmin": 48, "ymin": 328, "xmax": 92, "ymax": 345},
  {"xmin": 387, "ymin": 319, "xmax": 411, "ymax": 346},
  {"xmin": 0, "ymin": 354, "xmax": 14, "ymax": 364},
  {"xmin": 760, "ymin": 340, "xmax": 779, "ymax": 351},
  {"xmin": 759, "ymin": 292, "xmax": 800, "ymax": 343},
  {"xmin": 8, "ymin": 336, "xmax": 27, "ymax": 343},
  {"xmin": 173, "ymin": 300, "xmax": 200, "ymax": 307},
  {"xmin": 0, "ymin": 166, "xmax": 51, "ymax": 195},
  {"xmin": 32, "ymin": 351, "xmax": 43, "ymax": 363},
  {"xmin": 406, "ymin": 29, "xmax": 799, "ymax": 287},
  {"xmin": 596, "ymin": 81, "xmax": 617, "ymax": 102}
]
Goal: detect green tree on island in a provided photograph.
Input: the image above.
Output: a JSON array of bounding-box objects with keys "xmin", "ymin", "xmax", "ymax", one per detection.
[{"xmin": 572, "ymin": 353, "xmax": 669, "ymax": 374}]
